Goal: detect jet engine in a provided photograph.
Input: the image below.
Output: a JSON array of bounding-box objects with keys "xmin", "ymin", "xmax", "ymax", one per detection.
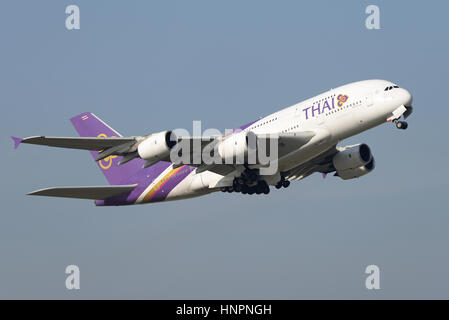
[
  {"xmin": 137, "ymin": 131, "xmax": 177, "ymax": 162},
  {"xmin": 332, "ymin": 143, "xmax": 375, "ymax": 180},
  {"xmin": 217, "ymin": 131, "xmax": 257, "ymax": 163}
]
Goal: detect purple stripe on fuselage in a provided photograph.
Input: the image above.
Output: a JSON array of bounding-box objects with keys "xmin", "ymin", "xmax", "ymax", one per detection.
[
  {"xmin": 149, "ymin": 165, "xmax": 196, "ymax": 202},
  {"xmin": 96, "ymin": 161, "xmax": 172, "ymax": 206},
  {"xmin": 227, "ymin": 119, "xmax": 258, "ymax": 135}
]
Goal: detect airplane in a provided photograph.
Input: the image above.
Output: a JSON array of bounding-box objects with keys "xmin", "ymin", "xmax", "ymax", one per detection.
[{"xmin": 11, "ymin": 79, "xmax": 413, "ymax": 206}]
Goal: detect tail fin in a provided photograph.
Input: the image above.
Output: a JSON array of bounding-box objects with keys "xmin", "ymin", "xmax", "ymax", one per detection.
[{"xmin": 70, "ymin": 112, "xmax": 144, "ymax": 185}]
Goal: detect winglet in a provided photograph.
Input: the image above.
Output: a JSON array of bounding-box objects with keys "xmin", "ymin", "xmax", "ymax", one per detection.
[{"xmin": 11, "ymin": 136, "xmax": 22, "ymax": 149}]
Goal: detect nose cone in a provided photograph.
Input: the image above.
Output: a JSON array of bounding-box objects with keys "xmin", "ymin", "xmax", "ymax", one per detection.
[{"xmin": 398, "ymin": 88, "xmax": 413, "ymax": 106}]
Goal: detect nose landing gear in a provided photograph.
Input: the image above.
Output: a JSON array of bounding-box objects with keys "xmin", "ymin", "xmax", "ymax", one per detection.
[{"xmin": 394, "ymin": 119, "xmax": 408, "ymax": 130}]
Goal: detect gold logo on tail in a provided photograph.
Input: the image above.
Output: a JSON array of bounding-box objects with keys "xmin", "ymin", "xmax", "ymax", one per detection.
[{"xmin": 97, "ymin": 133, "xmax": 117, "ymax": 170}]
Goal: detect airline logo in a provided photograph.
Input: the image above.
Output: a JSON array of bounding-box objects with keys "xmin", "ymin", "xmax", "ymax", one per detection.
[
  {"xmin": 97, "ymin": 133, "xmax": 117, "ymax": 170},
  {"xmin": 337, "ymin": 94, "xmax": 348, "ymax": 107},
  {"xmin": 302, "ymin": 94, "xmax": 349, "ymax": 119}
]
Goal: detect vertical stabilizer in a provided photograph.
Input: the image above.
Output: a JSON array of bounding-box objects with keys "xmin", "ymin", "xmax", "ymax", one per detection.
[{"xmin": 70, "ymin": 112, "xmax": 145, "ymax": 185}]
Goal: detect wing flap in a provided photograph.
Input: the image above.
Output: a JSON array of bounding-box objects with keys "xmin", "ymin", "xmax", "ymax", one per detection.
[{"xmin": 27, "ymin": 184, "xmax": 138, "ymax": 200}]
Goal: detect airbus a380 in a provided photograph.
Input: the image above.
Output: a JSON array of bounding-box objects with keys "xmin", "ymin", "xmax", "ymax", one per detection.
[{"xmin": 12, "ymin": 79, "xmax": 413, "ymax": 206}]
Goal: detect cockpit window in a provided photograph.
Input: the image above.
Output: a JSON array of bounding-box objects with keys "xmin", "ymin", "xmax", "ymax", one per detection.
[{"xmin": 384, "ymin": 85, "xmax": 400, "ymax": 91}]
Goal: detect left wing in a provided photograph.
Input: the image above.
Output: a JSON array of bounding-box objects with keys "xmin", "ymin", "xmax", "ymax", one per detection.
[
  {"xmin": 13, "ymin": 130, "xmax": 317, "ymax": 175},
  {"xmin": 18, "ymin": 136, "xmax": 137, "ymax": 151},
  {"xmin": 28, "ymin": 184, "xmax": 138, "ymax": 200}
]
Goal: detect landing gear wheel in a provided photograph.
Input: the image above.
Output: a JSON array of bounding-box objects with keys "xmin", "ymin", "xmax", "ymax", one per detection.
[
  {"xmin": 256, "ymin": 181, "xmax": 268, "ymax": 195},
  {"xmin": 395, "ymin": 120, "xmax": 408, "ymax": 130},
  {"xmin": 275, "ymin": 184, "xmax": 282, "ymax": 189},
  {"xmin": 233, "ymin": 180, "xmax": 242, "ymax": 192},
  {"xmin": 282, "ymin": 180, "xmax": 290, "ymax": 188},
  {"xmin": 249, "ymin": 173, "xmax": 257, "ymax": 182},
  {"xmin": 263, "ymin": 185, "xmax": 270, "ymax": 194}
]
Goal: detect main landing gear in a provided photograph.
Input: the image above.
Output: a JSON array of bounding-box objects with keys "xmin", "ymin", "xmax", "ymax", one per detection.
[
  {"xmin": 222, "ymin": 168, "xmax": 270, "ymax": 195},
  {"xmin": 222, "ymin": 179, "xmax": 270, "ymax": 195},
  {"xmin": 221, "ymin": 169, "xmax": 292, "ymax": 196},
  {"xmin": 275, "ymin": 176, "xmax": 290, "ymax": 189},
  {"xmin": 394, "ymin": 119, "xmax": 408, "ymax": 130}
]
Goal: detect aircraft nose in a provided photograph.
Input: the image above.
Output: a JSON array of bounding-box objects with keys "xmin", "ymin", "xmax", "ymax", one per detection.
[{"xmin": 399, "ymin": 88, "xmax": 413, "ymax": 106}]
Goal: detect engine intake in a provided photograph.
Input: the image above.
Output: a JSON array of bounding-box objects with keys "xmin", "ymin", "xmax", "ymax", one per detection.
[
  {"xmin": 137, "ymin": 131, "xmax": 177, "ymax": 162},
  {"xmin": 333, "ymin": 144, "xmax": 375, "ymax": 180},
  {"xmin": 333, "ymin": 143, "xmax": 372, "ymax": 171}
]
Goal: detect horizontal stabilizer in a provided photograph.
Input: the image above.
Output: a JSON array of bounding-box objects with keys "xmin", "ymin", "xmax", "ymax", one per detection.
[
  {"xmin": 27, "ymin": 184, "xmax": 138, "ymax": 200},
  {"xmin": 21, "ymin": 136, "xmax": 136, "ymax": 151}
]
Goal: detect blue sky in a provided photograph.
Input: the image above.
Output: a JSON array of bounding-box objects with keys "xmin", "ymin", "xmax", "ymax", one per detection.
[{"xmin": 1, "ymin": 0, "xmax": 448, "ymax": 298}]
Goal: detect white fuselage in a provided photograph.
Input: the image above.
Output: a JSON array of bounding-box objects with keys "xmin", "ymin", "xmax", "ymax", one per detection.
[{"xmin": 163, "ymin": 79, "xmax": 413, "ymax": 201}]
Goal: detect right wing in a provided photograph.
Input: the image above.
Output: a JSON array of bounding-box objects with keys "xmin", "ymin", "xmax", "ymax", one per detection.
[
  {"xmin": 271, "ymin": 131, "xmax": 316, "ymax": 158},
  {"xmin": 27, "ymin": 184, "xmax": 138, "ymax": 200},
  {"xmin": 284, "ymin": 145, "xmax": 338, "ymax": 181}
]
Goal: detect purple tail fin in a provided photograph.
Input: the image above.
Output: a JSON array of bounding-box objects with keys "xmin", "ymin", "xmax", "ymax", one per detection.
[{"xmin": 70, "ymin": 112, "xmax": 145, "ymax": 185}]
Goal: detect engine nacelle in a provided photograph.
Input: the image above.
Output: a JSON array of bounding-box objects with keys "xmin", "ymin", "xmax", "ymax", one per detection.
[
  {"xmin": 137, "ymin": 131, "xmax": 177, "ymax": 162},
  {"xmin": 336, "ymin": 158, "xmax": 375, "ymax": 180},
  {"xmin": 217, "ymin": 131, "xmax": 257, "ymax": 163},
  {"xmin": 333, "ymin": 144, "xmax": 375, "ymax": 180}
]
